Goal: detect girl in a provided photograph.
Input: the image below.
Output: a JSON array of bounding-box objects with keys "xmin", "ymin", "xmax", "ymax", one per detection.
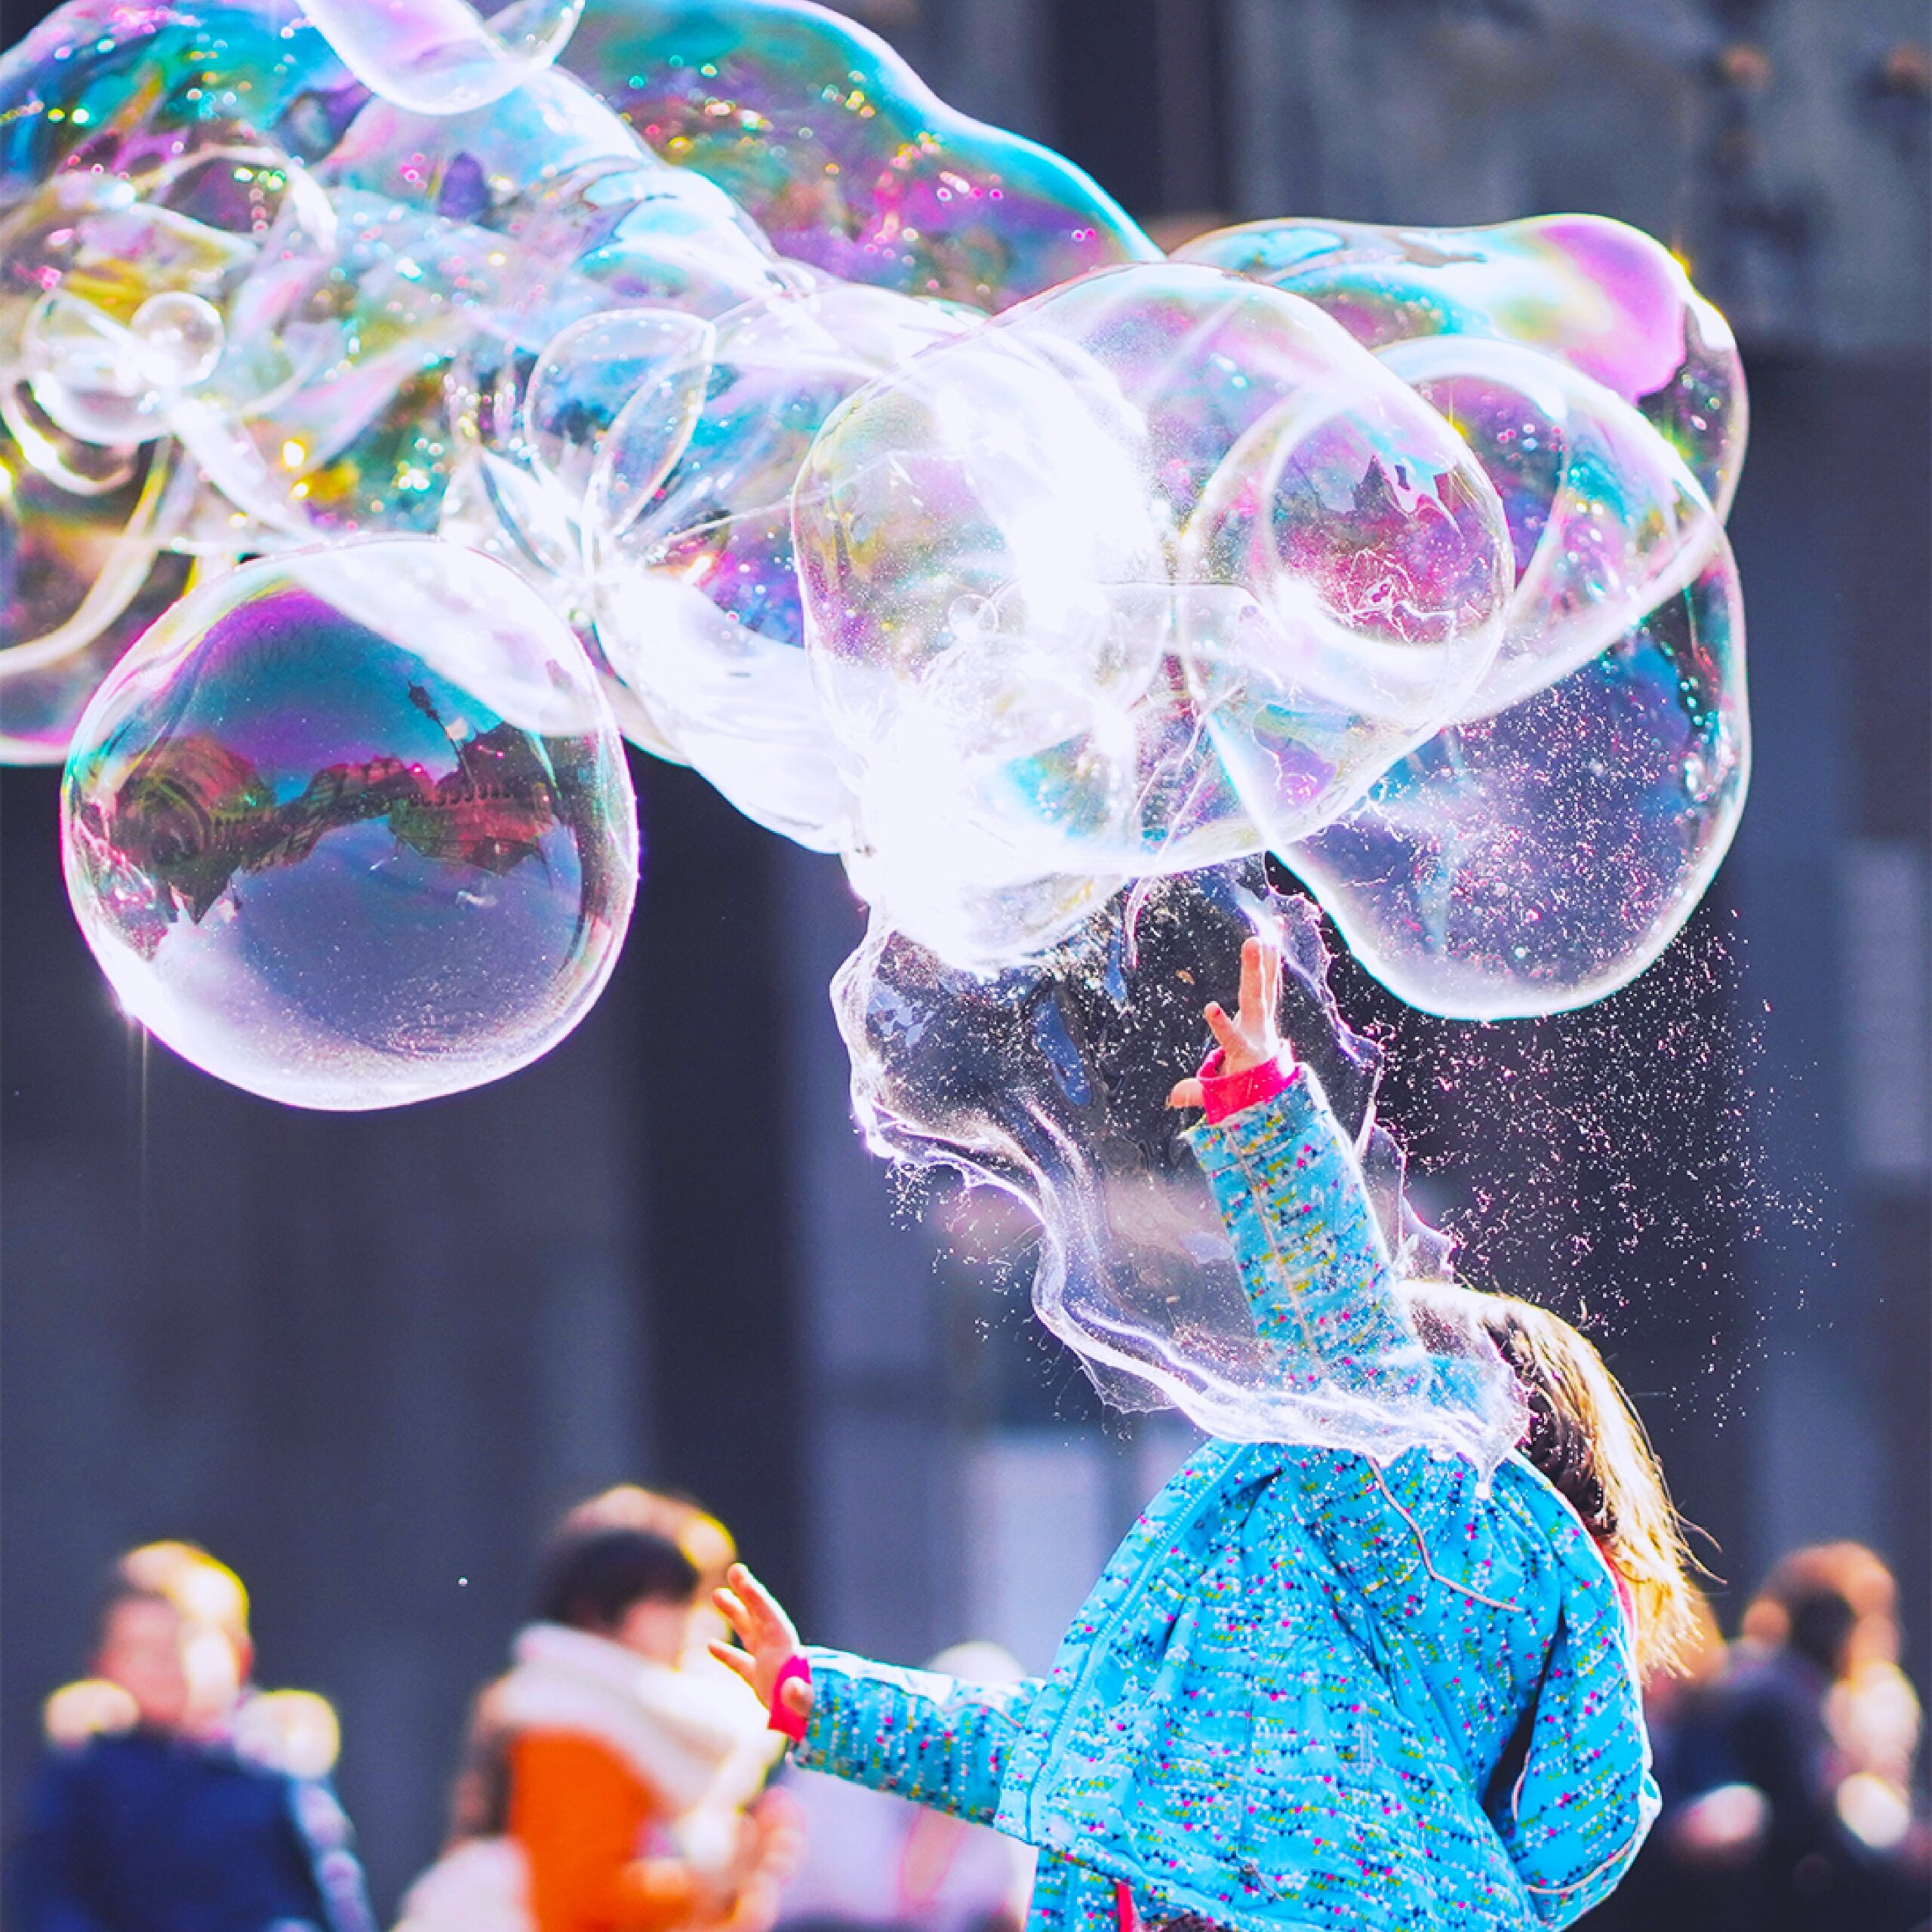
[{"xmin": 714, "ymin": 935, "xmax": 1696, "ymax": 1932}]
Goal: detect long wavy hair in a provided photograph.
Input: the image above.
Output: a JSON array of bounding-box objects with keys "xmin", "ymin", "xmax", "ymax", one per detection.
[{"xmin": 1462, "ymin": 1293, "xmax": 1703, "ymax": 1678}]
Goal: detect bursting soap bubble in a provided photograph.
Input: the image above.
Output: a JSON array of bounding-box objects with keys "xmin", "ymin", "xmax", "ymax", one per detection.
[
  {"xmin": 1285, "ymin": 541, "xmax": 1749, "ymax": 1019},
  {"xmin": 10, "ymin": 0, "xmax": 1753, "ymax": 1461},
  {"xmin": 62, "ymin": 541, "xmax": 637, "ymax": 1108},
  {"xmin": 837, "ymin": 863, "xmax": 1525, "ymax": 1464}
]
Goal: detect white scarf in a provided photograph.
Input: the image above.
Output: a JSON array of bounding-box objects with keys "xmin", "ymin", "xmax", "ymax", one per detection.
[{"xmin": 492, "ymin": 1623, "xmax": 779, "ymax": 1870}]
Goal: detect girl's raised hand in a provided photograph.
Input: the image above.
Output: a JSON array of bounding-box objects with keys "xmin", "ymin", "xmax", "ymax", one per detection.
[
  {"xmin": 1167, "ymin": 933, "xmax": 1289, "ymax": 1111},
  {"xmin": 709, "ymin": 1564, "xmax": 812, "ymax": 1727}
]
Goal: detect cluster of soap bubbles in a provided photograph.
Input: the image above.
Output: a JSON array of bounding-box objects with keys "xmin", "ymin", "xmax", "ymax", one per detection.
[
  {"xmin": 3, "ymin": 0, "xmax": 1748, "ymax": 1447},
  {"xmin": 3, "ymin": 0, "xmax": 1746, "ymax": 1075}
]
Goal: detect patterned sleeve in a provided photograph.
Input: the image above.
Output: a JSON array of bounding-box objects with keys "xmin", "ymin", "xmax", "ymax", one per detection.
[
  {"xmin": 792, "ymin": 1649, "xmax": 1041, "ymax": 1829},
  {"xmin": 1495, "ymin": 1564, "xmax": 1660, "ymax": 1926},
  {"xmin": 1184, "ymin": 1066, "xmax": 1428, "ymax": 1395}
]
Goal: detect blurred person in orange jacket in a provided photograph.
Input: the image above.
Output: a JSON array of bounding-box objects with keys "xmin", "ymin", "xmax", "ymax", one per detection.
[{"xmin": 399, "ymin": 1496, "xmax": 798, "ymax": 1932}]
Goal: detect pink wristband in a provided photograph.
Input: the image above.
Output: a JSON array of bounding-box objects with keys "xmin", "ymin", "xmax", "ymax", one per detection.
[
  {"xmin": 1197, "ymin": 1048, "xmax": 1297, "ymax": 1124},
  {"xmin": 768, "ymin": 1654, "xmax": 811, "ymax": 1741}
]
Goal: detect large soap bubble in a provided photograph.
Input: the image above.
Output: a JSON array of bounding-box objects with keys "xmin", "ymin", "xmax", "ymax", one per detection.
[
  {"xmin": 62, "ymin": 540, "xmax": 637, "ymax": 1107},
  {"xmin": 835, "ymin": 861, "xmax": 1523, "ymax": 1466},
  {"xmin": 795, "ymin": 262, "xmax": 1512, "ymax": 963},
  {"xmin": 1177, "ymin": 211, "xmax": 1747, "ymax": 519},
  {"xmin": 590, "ymin": 275, "xmax": 968, "ymax": 847},
  {"xmin": 1284, "ymin": 541, "xmax": 1748, "ymax": 1018},
  {"xmin": 563, "ymin": 0, "xmax": 1160, "ymax": 309},
  {"xmin": 8, "ymin": 0, "xmax": 1751, "ymax": 1147}
]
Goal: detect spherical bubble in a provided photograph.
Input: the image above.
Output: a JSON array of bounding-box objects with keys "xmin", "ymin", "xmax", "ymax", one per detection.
[
  {"xmin": 62, "ymin": 540, "xmax": 638, "ymax": 1108},
  {"xmin": 614, "ymin": 276, "xmax": 971, "ymax": 648},
  {"xmin": 23, "ymin": 295, "xmax": 168, "ymax": 447},
  {"xmin": 835, "ymin": 866, "xmax": 1521, "ymax": 1467},
  {"xmin": 561, "ymin": 0, "xmax": 1160, "ymax": 310},
  {"xmin": 1284, "ymin": 540, "xmax": 1748, "ymax": 1019},
  {"xmin": 293, "ymin": 0, "xmax": 583, "ymax": 116},
  {"xmin": 131, "ymin": 293, "xmax": 226, "ymax": 391},
  {"xmin": 1377, "ymin": 334, "xmax": 1722, "ymax": 718},
  {"xmin": 1176, "ymin": 211, "xmax": 1747, "ymax": 518},
  {"xmin": 10, "ymin": 176, "xmax": 262, "ymax": 454},
  {"xmin": 795, "ymin": 263, "xmax": 1509, "ymax": 959}
]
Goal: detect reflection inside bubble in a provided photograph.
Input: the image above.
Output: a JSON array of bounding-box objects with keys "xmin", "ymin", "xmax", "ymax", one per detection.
[{"xmin": 61, "ymin": 542, "xmax": 636, "ymax": 1108}]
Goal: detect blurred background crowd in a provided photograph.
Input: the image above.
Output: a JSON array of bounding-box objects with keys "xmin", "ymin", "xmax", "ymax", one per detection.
[
  {"xmin": 10, "ymin": 1509, "xmax": 1930, "ymax": 1930},
  {"xmin": 2, "ymin": 0, "xmax": 1927, "ymax": 1925}
]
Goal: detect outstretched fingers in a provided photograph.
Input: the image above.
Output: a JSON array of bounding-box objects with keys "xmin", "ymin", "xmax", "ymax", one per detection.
[
  {"xmin": 1238, "ymin": 934, "xmax": 1263, "ymax": 1026},
  {"xmin": 1177, "ymin": 931, "xmax": 1294, "ymax": 1106},
  {"xmin": 1202, "ymin": 999, "xmax": 1243, "ymax": 1060},
  {"xmin": 1241, "ymin": 933, "xmax": 1284, "ymax": 1034}
]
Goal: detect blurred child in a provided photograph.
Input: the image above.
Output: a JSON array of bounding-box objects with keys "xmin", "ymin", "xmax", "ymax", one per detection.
[
  {"xmin": 715, "ymin": 934, "xmax": 1694, "ymax": 1932},
  {"xmin": 14, "ymin": 1542, "xmax": 374, "ymax": 1932},
  {"xmin": 1687, "ymin": 1543, "xmax": 1930, "ymax": 1930},
  {"xmin": 399, "ymin": 1498, "xmax": 798, "ymax": 1932}
]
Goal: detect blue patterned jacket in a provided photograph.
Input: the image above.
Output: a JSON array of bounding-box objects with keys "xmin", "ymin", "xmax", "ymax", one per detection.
[{"xmin": 795, "ymin": 1068, "xmax": 1657, "ymax": 1931}]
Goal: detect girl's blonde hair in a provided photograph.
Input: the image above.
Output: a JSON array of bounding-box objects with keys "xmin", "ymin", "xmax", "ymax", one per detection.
[{"xmin": 1466, "ymin": 1294, "xmax": 1703, "ymax": 1679}]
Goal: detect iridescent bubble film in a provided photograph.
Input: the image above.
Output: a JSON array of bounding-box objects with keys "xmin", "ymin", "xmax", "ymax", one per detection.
[
  {"xmin": 5, "ymin": 0, "xmax": 1747, "ymax": 1259},
  {"xmin": 1176, "ymin": 211, "xmax": 1747, "ymax": 519},
  {"xmin": 1377, "ymin": 333, "xmax": 1722, "ymax": 719},
  {"xmin": 1285, "ymin": 541, "xmax": 1749, "ymax": 1019},
  {"xmin": 61, "ymin": 541, "xmax": 637, "ymax": 1108},
  {"xmin": 292, "ymin": 0, "xmax": 583, "ymax": 116},
  {"xmin": 794, "ymin": 262, "xmax": 1512, "ymax": 964},
  {"xmin": 0, "ymin": 429, "xmax": 196, "ymax": 761},
  {"xmin": 560, "ymin": 0, "xmax": 1160, "ymax": 309}
]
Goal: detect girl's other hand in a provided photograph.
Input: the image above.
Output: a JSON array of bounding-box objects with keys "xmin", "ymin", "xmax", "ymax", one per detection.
[
  {"xmin": 1167, "ymin": 933, "xmax": 1290, "ymax": 1110},
  {"xmin": 709, "ymin": 1564, "xmax": 812, "ymax": 1727}
]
